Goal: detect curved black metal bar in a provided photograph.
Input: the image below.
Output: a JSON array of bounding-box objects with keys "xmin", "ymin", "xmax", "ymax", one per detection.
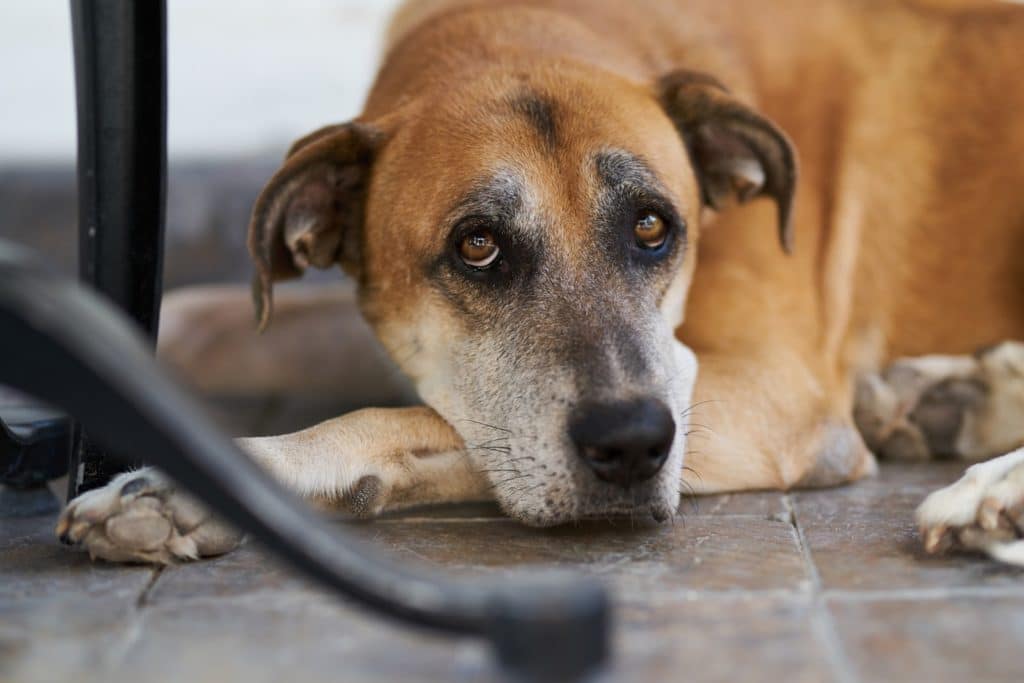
[{"xmin": 0, "ymin": 242, "xmax": 609, "ymax": 680}]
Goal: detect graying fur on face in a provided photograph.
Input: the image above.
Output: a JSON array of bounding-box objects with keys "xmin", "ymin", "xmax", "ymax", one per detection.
[{"xmin": 409, "ymin": 163, "xmax": 699, "ymax": 525}]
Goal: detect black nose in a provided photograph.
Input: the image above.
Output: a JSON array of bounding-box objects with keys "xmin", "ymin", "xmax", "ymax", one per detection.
[{"xmin": 569, "ymin": 398, "xmax": 676, "ymax": 488}]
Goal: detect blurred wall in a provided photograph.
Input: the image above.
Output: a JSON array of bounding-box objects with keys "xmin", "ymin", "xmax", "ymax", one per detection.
[{"xmin": 0, "ymin": 0, "xmax": 403, "ymax": 164}]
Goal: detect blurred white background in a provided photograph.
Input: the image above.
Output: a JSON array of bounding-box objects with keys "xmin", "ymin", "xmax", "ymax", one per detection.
[{"xmin": 0, "ymin": 0, "xmax": 403, "ymax": 163}]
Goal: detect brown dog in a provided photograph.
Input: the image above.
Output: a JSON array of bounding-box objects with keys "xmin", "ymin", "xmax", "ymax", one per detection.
[{"xmin": 58, "ymin": 0, "xmax": 1024, "ymax": 565}]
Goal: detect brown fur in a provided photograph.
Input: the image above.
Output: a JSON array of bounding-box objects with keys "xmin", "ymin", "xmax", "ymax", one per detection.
[
  {"xmin": 260, "ymin": 0, "xmax": 1024, "ymax": 495},
  {"xmin": 57, "ymin": 0, "xmax": 1024, "ymax": 563}
]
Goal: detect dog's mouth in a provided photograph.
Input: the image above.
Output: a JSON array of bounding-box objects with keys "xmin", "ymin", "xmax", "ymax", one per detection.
[
  {"xmin": 505, "ymin": 497, "xmax": 679, "ymax": 528},
  {"xmin": 578, "ymin": 500, "xmax": 677, "ymax": 524},
  {"xmin": 488, "ymin": 458, "xmax": 684, "ymax": 528}
]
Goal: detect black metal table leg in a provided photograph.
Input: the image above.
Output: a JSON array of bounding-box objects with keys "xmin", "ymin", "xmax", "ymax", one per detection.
[{"xmin": 67, "ymin": 0, "xmax": 167, "ymax": 496}]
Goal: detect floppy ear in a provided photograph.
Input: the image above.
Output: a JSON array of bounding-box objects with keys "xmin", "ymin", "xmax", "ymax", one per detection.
[
  {"xmin": 658, "ymin": 71, "xmax": 798, "ymax": 252},
  {"xmin": 247, "ymin": 121, "xmax": 383, "ymax": 330}
]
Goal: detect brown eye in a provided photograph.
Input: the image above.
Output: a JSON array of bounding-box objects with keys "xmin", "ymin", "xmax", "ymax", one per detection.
[
  {"xmin": 634, "ymin": 212, "xmax": 668, "ymax": 249},
  {"xmin": 459, "ymin": 230, "xmax": 501, "ymax": 268}
]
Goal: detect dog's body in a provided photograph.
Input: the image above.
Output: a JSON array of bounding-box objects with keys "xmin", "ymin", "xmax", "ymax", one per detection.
[{"xmin": 59, "ymin": 0, "xmax": 1024, "ymax": 564}]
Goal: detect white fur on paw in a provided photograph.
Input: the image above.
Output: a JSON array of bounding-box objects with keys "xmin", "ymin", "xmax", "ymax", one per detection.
[
  {"xmin": 916, "ymin": 448, "xmax": 1024, "ymax": 566},
  {"xmin": 55, "ymin": 469, "xmax": 242, "ymax": 564}
]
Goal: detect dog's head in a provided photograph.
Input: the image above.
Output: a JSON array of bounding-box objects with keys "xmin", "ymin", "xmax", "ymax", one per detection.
[{"xmin": 248, "ymin": 65, "xmax": 795, "ymax": 525}]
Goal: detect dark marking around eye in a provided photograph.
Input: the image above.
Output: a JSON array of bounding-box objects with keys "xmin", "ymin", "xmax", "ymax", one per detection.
[
  {"xmin": 425, "ymin": 171, "xmax": 541, "ymax": 314},
  {"xmin": 450, "ymin": 173, "xmax": 523, "ymax": 224},
  {"xmin": 595, "ymin": 150, "xmax": 660, "ymax": 189},
  {"xmin": 509, "ymin": 91, "xmax": 558, "ymax": 151}
]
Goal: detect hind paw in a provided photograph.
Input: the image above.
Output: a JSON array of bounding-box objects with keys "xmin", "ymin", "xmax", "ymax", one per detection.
[{"xmin": 855, "ymin": 341, "xmax": 1024, "ymax": 461}]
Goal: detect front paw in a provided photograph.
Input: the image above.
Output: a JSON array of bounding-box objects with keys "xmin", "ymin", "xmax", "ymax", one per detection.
[
  {"xmin": 56, "ymin": 469, "xmax": 242, "ymax": 564},
  {"xmin": 916, "ymin": 450, "xmax": 1024, "ymax": 566}
]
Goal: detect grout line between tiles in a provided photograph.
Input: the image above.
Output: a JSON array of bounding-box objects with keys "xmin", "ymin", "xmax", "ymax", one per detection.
[
  {"xmin": 136, "ymin": 565, "xmax": 165, "ymax": 608},
  {"xmin": 823, "ymin": 584, "xmax": 1024, "ymax": 602},
  {"xmin": 784, "ymin": 494, "xmax": 860, "ymax": 683},
  {"xmin": 98, "ymin": 565, "xmax": 165, "ymax": 676}
]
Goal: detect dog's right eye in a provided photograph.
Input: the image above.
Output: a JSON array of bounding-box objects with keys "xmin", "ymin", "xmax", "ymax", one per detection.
[
  {"xmin": 458, "ymin": 230, "xmax": 501, "ymax": 269},
  {"xmin": 634, "ymin": 211, "xmax": 669, "ymax": 250}
]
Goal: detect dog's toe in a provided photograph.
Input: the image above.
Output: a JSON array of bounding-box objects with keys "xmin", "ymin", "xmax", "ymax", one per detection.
[
  {"xmin": 916, "ymin": 449, "xmax": 1024, "ymax": 566},
  {"xmin": 853, "ymin": 371, "xmax": 934, "ymax": 461},
  {"xmin": 56, "ymin": 469, "xmax": 243, "ymax": 564}
]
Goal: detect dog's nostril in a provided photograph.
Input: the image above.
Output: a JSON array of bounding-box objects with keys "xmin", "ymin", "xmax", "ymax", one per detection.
[{"xmin": 569, "ymin": 398, "xmax": 676, "ymax": 488}]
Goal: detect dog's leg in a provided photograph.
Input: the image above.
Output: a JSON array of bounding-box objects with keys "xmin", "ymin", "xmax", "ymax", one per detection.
[
  {"xmin": 56, "ymin": 406, "xmax": 488, "ymax": 563},
  {"xmin": 854, "ymin": 341, "xmax": 1024, "ymax": 461},
  {"xmin": 678, "ymin": 349, "xmax": 878, "ymax": 494},
  {"xmin": 238, "ymin": 406, "xmax": 487, "ymax": 515},
  {"xmin": 916, "ymin": 447, "xmax": 1024, "ymax": 566}
]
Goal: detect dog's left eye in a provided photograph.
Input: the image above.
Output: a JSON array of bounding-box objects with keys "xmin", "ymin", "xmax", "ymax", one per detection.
[
  {"xmin": 458, "ymin": 229, "xmax": 501, "ymax": 269},
  {"xmin": 634, "ymin": 211, "xmax": 669, "ymax": 250}
]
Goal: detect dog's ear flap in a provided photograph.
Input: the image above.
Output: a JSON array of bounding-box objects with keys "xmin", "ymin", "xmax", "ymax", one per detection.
[
  {"xmin": 247, "ymin": 122, "xmax": 383, "ymax": 331},
  {"xmin": 658, "ymin": 71, "xmax": 798, "ymax": 252}
]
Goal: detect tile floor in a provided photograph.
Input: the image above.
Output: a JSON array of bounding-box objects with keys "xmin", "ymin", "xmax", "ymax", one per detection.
[{"xmin": 3, "ymin": 462, "xmax": 1023, "ymax": 682}]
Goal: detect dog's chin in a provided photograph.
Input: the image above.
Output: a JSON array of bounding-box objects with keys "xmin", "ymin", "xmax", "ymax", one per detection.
[
  {"xmin": 496, "ymin": 483, "xmax": 680, "ymax": 528},
  {"xmin": 505, "ymin": 500, "xmax": 679, "ymax": 528},
  {"xmin": 487, "ymin": 447, "xmax": 686, "ymax": 527}
]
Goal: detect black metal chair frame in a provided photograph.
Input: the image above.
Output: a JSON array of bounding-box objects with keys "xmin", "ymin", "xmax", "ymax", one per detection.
[{"xmin": 0, "ymin": 2, "xmax": 609, "ymax": 679}]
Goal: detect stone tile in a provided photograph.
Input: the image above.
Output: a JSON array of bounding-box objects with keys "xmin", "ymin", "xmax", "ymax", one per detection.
[
  {"xmin": 349, "ymin": 516, "xmax": 809, "ymax": 599},
  {"xmin": 829, "ymin": 594, "xmax": 1024, "ymax": 682},
  {"xmin": 0, "ymin": 513, "xmax": 154, "ymax": 683},
  {"xmin": 118, "ymin": 595, "xmax": 495, "ymax": 683},
  {"xmin": 0, "ymin": 514, "xmax": 154, "ymax": 601},
  {"xmin": 378, "ymin": 501, "xmax": 505, "ymax": 521},
  {"xmin": 687, "ymin": 491, "xmax": 789, "ymax": 518},
  {"xmin": 614, "ymin": 595, "xmax": 838, "ymax": 683},
  {"xmin": 792, "ymin": 462, "xmax": 1024, "ymax": 590},
  {"xmin": 146, "ymin": 543, "xmax": 311, "ymax": 602},
  {"xmin": 12, "ymin": 461, "xmax": 1024, "ymax": 682},
  {"xmin": 150, "ymin": 515, "xmax": 808, "ymax": 610},
  {"xmin": 115, "ymin": 591, "xmax": 838, "ymax": 683}
]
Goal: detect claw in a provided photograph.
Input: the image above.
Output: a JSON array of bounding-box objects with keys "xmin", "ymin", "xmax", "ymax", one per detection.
[
  {"xmin": 978, "ymin": 497, "xmax": 1003, "ymax": 530},
  {"xmin": 922, "ymin": 524, "xmax": 950, "ymax": 554},
  {"xmin": 68, "ymin": 519, "xmax": 91, "ymax": 543},
  {"xmin": 54, "ymin": 515, "xmax": 71, "ymax": 539}
]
